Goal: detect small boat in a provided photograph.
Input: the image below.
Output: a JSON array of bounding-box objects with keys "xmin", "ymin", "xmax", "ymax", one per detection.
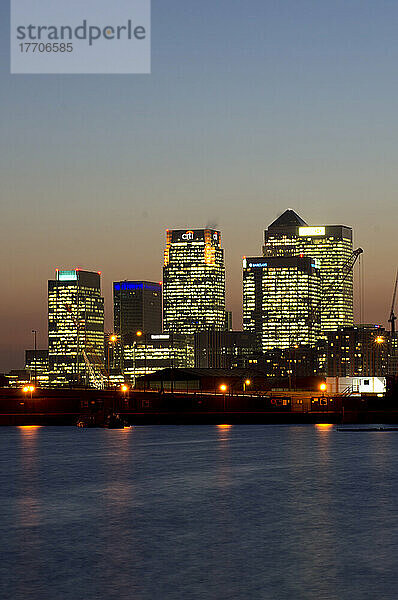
[
  {"xmin": 76, "ymin": 415, "xmax": 99, "ymax": 428},
  {"xmin": 104, "ymin": 413, "xmax": 127, "ymax": 429}
]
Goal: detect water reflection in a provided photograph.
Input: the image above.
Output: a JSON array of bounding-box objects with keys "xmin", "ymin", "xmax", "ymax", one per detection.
[
  {"xmin": 215, "ymin": 424, "xmax": 233, "ymax": 488},
  {"xmin": 94, "ymin": 429, "xmax": 138, "ymax": 597},
  {"xmin": 1, "ymin": 425, "xmax": 397, "ymax": 600},
  {"xmin": 216, "ymin": 423, "xmax": 233, "ymax": 442},
  {"xmin": 15, "ymin": 424, "xmax": 42, "ymax": 599}
]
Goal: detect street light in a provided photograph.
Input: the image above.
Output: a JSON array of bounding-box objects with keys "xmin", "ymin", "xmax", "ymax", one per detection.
[
  {"xmin": 220, "ymin": 384, "xmax": 227, "ymax": 411},
  {"xmin": 133, "ymin": 331, "xmax": 144, "ymax": 389},
  {"xmin": 373, "ymin": 336, "xmax": 385, "ymax": 380},
  {"xmin": 107, "ymin": 334, "xmax": 118, "ymax": 389},
  {"xmin": 320, "ymin": 382, "xmax": 327, "ymax": 393},
  {"xmin": 243, "ymin": 379, "xmax": 251, "ymax": 393},
  {"xmin": 23, "ymin": 385, "xmax": 35, "ymax": 400},
  {"xmin": 121, "ymin": 383, "xmax": 129, "ymax": 405},
  {"xmin": 31, "ymin": 330, "xmax": 37, "ymax": 387}
]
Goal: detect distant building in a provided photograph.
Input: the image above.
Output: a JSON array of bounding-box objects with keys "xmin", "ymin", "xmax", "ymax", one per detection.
[
  {"xmin": 326, "ymin": 325, "xmax": 391, "ymax": 377},
  {"xmin": 194, "ymin": 331, "xmax": 258, "ymax": 369},
  {"xmin": 48, "ymin": 269, "xmax": 104, "ymax": 386},
  {"xmin": 263, "ymin": 209, "xmax": 354, "ymax": 333},
  {"xmin": 163, "ymin": 229, "xmax": 225, "ymax": 333},
  {"xmin": 123, "ymin": 333, "xmax": 194, "ymax": 383},
  {"xmin": 388, "ymin": 334, "xmax": 398, "ymax": 377},
  {"xmin": 243, "ymin": 255, "xmax": 321, "ymax": 351},
  {"xmin": 4, "ymin": 370, "xmax": 30, "ymax": 388},
  {"xmin": 113, "ymin": 281, "xmax": 162, "ymax": 342},
  {"xmin": 257, "ymin": 346, "xmax": 321, "ymax": 380},
  {"xmin": 25, "ymin": 349, "xmax": 49, "ymax": 387}
]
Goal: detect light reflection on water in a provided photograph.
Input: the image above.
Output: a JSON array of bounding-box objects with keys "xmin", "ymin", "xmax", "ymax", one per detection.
[{"xmin": 0, "ymin": 425, "xmax": 397, "ymax": 600}]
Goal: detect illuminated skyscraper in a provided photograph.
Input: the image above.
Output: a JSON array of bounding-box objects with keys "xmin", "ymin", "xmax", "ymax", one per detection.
[
  {"xmin": 263, "ymin": 209, "xmax": 354, "ymax": 333},
  {"xmin": 243, "ymin": 256, "xmax": 321, "ymax": 350},
  {"xmin": 48, "ymin": 269, "xmax": 104, "ymax": 386},
  {"xmin": 163, "ymin": 229, "xmax": 225, "ymax": 333},
  {"xmin": 113, "ymin": 281, "xmax": 162, "ymax": 342}
]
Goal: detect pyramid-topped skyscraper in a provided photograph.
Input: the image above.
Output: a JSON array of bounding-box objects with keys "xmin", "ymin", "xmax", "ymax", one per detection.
[
  {"xmin": 263, "ymin": 209, "xmax": 354, "ymax": 332},
  {"xmin": 267, "ymin": 208, "xmax": 307, "ymax": 229},
  {"xmin": 243, "ymin": 209, "xmax": 354, "ymax": 351}
]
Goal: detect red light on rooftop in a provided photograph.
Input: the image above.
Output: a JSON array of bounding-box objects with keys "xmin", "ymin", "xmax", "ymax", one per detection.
[{"xmin": 98, "ymin": 271, "xmax": 102, "ymax": 275}]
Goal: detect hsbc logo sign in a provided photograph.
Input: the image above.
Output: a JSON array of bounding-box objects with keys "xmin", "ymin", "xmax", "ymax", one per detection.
[{"xmin": 182, "ymin": 231, "xmax": 194, "ymax": 240}]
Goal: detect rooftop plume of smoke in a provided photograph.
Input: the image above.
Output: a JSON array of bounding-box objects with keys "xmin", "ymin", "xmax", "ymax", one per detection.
[{"xmin": 205, "ymin": 219, "xmax": 219, "ymax": 229}]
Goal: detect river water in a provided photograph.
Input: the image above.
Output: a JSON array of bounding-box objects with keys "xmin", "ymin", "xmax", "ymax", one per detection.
[{"xmin": 0, "ymin": 424, "xmax": 397, "ymax": 600}]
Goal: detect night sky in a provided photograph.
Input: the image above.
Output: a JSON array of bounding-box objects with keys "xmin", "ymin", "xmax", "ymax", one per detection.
[{"xmin": 1, "ymin": 0, "xmax": 398, "ymax": 370}]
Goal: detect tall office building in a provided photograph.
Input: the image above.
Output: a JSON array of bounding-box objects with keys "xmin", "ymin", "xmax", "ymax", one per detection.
[
  {"xmin": 113, "ymin": 281, "xmax": 162, "ymax": 341},
  {"xmin": 263, "ymin": 209, "xmax": 354, "ymax": 332},
  {"xmin": 163, "ymin": 229, "xmax": 225, "ymax": 334},
  {"xmin": 243, "ymin": 256, "xmax": 321, "ymax": 351},
  {"xmin": 48, "ymin": 269, "xmax": 104, "ymax": 386}
]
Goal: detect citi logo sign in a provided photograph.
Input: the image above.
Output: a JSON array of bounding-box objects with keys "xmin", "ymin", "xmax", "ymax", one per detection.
[{"xmin": 182, "ymin": 231, "xmax": 194, "ymax": 241}]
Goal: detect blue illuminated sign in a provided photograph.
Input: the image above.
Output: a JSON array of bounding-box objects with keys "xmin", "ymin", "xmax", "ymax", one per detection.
[{"xmin": 113, "ymin": 282, "xmax": 160, "ymax": 292}]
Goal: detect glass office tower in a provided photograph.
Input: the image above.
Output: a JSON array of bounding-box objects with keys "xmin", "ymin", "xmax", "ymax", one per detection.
[
  {"xmin": 48, "ymin": 269, "xmax": 104, "ymax": 386},
  {"xmin": 243, "ymin": 256, "xmax": 321, "ymax": 351},
  {"xmin": 263, "ymin": 209, "xmax": 354, "ymax": 333},
  {"xmin": 113, "ymin": 281, "xmax": 162, "ymax": 342},
  {"xmin": 163, "ymin": 229, "xmax": 225, "ymax": 333}
]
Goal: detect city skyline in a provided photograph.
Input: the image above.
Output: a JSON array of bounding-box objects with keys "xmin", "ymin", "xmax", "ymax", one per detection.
[
  {"xmin": 0, "ymin": 211, "xmax": 395, "ymax": 372},
  {"xmin": 2, "ymin": 1, "xmax": 398, "ymax": 370},
  {"xmin": 2, "ymin": 4, "xmax": 398, "ymax": 599}
]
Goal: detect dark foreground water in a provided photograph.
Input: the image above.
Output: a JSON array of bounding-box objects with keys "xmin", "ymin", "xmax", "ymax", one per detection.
[{"xmin": 1, "ymin": 425, "xmax": 398, "ymax": 600}]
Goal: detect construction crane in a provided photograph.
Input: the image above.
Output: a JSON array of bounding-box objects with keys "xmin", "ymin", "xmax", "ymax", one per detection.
[
  {"xmin": 388, "ymin": 269, "xmax": 398, "ymax": 336},
  {"xmin": 65, "ymin": 303, "xmax": 108, "ymax": 388},
  {"xmin": 82, "ymin": 347, "xmax": 107, "ymax": 389},
  {"xmin": 307, "ymin": 247, "xmax": 364, "ymax": 328}
]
